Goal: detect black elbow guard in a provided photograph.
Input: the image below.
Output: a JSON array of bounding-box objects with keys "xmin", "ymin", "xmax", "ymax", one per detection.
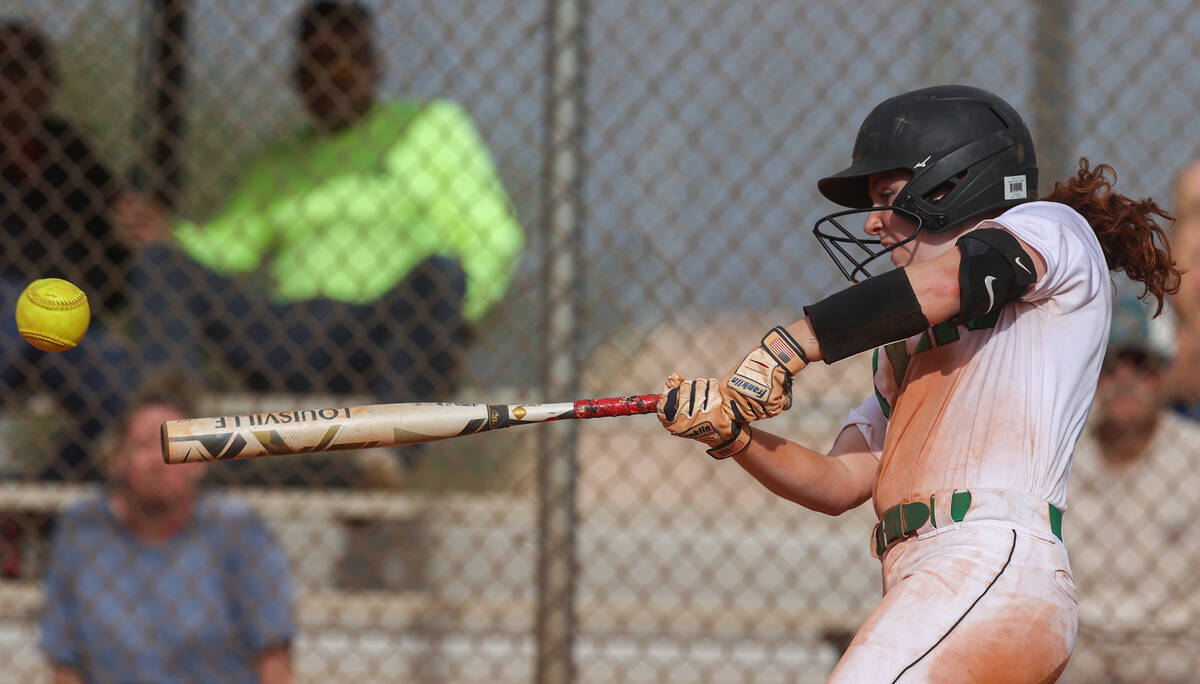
[
  {"xmin": 954, "ymin": 228, "xmax": 1038, "ymax": 324},
  {"xmin": 804, "ymin": 268, "xmax": 930, "ymax": 363}
]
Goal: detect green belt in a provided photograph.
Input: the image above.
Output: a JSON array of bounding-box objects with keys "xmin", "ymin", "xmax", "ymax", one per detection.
[{"xmin": 872, "ymin": 491, "xmax": 1064, "ymax": 557}]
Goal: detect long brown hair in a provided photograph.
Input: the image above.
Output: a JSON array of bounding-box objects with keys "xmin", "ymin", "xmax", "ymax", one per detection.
[{"xmin": 1041, "ymin": 158, "xmax": 1181, "ymax": 315}]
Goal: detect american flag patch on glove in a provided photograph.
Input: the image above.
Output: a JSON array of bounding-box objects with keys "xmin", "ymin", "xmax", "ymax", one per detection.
[{"xmin": 761, "ymin": 326, "xmax": 808, "ymax": 373}]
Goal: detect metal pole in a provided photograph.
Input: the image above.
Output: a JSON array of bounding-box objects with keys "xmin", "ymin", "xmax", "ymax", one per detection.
[
  {"xmin": 536, "ymin": 0, "xmax": 587, "ymax": 682},
  {"xmin": 132, "ymin": 0, "xmax": 186, "ymax": 206},
  {"xmin": 1032, "ymin": 0, "xmax": 1074, "ymax": 195}
]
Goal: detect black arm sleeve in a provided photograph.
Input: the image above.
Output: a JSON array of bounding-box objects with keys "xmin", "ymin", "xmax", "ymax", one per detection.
[{"xmin": 803, "ymin": 268, "xmax": 930, "ymax": 363}]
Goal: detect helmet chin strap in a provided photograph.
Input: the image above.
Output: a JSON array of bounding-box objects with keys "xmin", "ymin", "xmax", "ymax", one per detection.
[{"xmin": 813, "ymin": 205, "xmax": 925, "ymax": 283}]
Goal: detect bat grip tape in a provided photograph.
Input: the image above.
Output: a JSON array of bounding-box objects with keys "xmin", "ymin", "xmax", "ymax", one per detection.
[{"xmin": 575, "ymin": 394, "xmax": 661, "ymax": 418}]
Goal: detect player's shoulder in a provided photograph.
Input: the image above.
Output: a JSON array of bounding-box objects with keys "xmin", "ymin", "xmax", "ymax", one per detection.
[
  {"xmin": 405, "ymin": 98, "xmax": 482, "ymax": 140},
  {"xmin": 368, "ymin": 98, "xmax": 427, "ymax": 127},
  {"xmin": 194, "ymin": 492, "xmax": 263, "ymax": 527},
  {"xmin": 982, "ymin": 201, "xmax": 1108, "ymax": 305},
  {"xmin": 59, "ymin": 494, "xmax": 107, "ymax": 521},
  {"xmin": 988, "ymin": 200, "xmax": 1104, "ymax": 262},
  {"xmin": 413, "ymin": 98, "xmax": 471, "ymax": 122},
  {"xmin": 362, "ymin": 97, "xmax": 467, "ymax": 127},
  {"xmin": 992, "ymin": 201, "xmax": 1091, "ymax": 233},
  {"xmin": 368, "ymin": 98, "xmax": 479, "ymax": 157},
  {"xmin": 1160, "ymin": 409, "xmax": 1200, "ymax": 441},
  {"xmin": 55, "ymin": 494, "xmax": 117, "ymax": 538}
]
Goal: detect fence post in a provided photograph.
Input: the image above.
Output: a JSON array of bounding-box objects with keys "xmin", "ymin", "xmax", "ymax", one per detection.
[
  {"xmin": 133, "ymin": 0, "xmax": 187, "ymax": 206},
  {"xmin": 1032, "ymin": 0, "xmax": 1074, "ymax": 193},
  {"xmin": 537, "ymin": 1, "xmax": 587, "ymax": 683}
]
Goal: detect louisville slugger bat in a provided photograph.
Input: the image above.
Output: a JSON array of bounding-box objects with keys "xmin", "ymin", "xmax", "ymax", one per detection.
[{"xmin": 161, "ymin": 394, "xmax": 661, "ymax": 464}]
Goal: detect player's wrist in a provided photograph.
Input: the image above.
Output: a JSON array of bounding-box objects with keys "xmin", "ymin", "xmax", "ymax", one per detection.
[
  {"xmin": 760, "ymin": 326, "xmax": 809, "ymax": 374},
  {"xmin": 723, "ymin": 326, "xmax": 808, "ymax": 420},
  {"xmin": 706, "ymin": 423, "xmax": 752, "ymax": 460}
]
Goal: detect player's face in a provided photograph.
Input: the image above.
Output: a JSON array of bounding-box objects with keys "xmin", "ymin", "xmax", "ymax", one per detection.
[
  {"xmin": 1173, "ymin": 162, "xmax": 1200, "ymax": 325},
  {"xmin": 1176, "ymin": 162, "xmax": 1200, "ymax": 222},
  {"xmin": 295, "ymin": 25, "xmax": 379, "ymax": 131},
  {"xmin": 864, "ymin": 170, "xmax": 965, "ymax": 268},
  {"xmin": 1095, "ymin": 350, "xmax": 1164, "ymax": 427},
  {"xmin": 114, "ymin": 404, "xmax": 205, "ymax": 513}
]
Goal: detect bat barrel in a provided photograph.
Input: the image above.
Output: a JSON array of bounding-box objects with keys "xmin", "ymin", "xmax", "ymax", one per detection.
[{"xmin": 162, "ymin": 403, "xmax": 484, "ymax": 464}]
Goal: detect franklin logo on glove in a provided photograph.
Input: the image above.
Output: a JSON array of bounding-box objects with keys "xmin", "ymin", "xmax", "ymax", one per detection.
[
  {"xmin": 722, "ymin": 326, "xmax": 808, "ymax": 420},
  {"xmin": 728, "ymin": 374, "xmax": 769, "ymax": 399}
]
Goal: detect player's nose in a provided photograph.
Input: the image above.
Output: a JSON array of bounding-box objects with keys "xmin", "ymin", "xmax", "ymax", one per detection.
[{"xmin": 863, "ymin": 210, "xmax": 885, "ymax": 236}]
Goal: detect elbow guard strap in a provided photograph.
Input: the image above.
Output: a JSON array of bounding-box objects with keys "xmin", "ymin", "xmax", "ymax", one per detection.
[
  {"xmin": 803, "ymin": 268, "xmax": 930, "ymax": 363},
  {"xmin": 953, "ymin": 228, "xmax": 1037, "ymax": 324}
]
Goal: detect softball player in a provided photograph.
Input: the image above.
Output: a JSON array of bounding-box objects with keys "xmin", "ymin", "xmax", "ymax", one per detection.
[{"xmin": 657, "ymin": 85, "xmax": 1181, "ymax": 683}]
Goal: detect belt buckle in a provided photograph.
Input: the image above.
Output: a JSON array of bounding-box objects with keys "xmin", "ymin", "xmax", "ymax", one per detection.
[
  {"xmin": 882, "ymin": 503, "xmax": 902, "ymax": 539},
  {"xmin": 878, "ymin": 501, "xmax": 931, "ymax": 556}
]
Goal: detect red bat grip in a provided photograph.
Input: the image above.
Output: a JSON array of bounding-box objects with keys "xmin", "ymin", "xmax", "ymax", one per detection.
[{"xmin": 572, "ymin": 394, "xmax": 661, "ymax": 419}]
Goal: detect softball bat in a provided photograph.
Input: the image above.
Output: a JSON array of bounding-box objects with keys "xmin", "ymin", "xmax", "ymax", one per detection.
[{"xmin": 161, "ymin": 394, "xmax": 661, "ymax": 464}]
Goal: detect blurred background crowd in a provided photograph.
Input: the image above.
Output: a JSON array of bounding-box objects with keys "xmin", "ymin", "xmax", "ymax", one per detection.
[{"xmin": 1, "ymin": 0, "xmax": 1199, "ymax": 682}]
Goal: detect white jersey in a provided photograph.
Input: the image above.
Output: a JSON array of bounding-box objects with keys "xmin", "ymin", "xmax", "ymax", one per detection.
[{"xmin": 841, "ymin": 201, "xmax": 1111, "ymax": 513}]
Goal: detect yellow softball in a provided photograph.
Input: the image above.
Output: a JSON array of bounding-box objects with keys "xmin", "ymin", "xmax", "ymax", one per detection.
[{"xmin": 15, "ymin": 278, "xmax": 91, "ymax": 352}]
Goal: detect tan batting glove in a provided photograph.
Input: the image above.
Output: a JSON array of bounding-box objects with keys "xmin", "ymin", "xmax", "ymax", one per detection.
[
  {"xmin": 657, "ymin": 373, "xmax": 751, "ymax": 460},
  {"xmin": 722, "ymin": 326, "xmax": 809, "ymax": 421}
]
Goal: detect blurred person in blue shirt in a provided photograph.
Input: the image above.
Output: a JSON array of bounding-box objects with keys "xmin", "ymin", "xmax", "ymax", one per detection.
[
  {"xmin": 1061, "ymin": 287, "xmax": 1200, "ymax": 683},
  {"xmin": 40, "ymin": 375, "xmax": 295, "ymax": 683}
]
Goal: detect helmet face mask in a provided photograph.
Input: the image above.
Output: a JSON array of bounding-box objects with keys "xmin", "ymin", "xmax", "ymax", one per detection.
[
  {"xmin": 814, "ymin": 85, "xmax": 1037, "ymax": 283},
  {"xmin": 813, "ymin": 205, "xmax": 924, "ymax": 282}
]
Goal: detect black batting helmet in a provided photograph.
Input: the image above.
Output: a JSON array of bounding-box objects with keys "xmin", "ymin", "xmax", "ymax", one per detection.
[{"xmin": 814, "ymin": 85, "xmax": 1038, "ymax": 281}]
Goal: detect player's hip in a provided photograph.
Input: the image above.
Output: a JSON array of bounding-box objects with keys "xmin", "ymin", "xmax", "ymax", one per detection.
[
  {"xmin": 836, "ymin": 514, "xmax": 1077, "ymax": 683},
  {"xmin": 870, "ymin": 487, "xmax": 1066, "ymax": 562}
]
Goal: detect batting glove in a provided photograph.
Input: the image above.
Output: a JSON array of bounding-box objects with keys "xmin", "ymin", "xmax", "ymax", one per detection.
[
  {"xmin": 722, "ymin": 326, "xmax": 809, "ymax": 421},
  {"xmin": 657, "ymin": 373, "xmax": 751, "ymax": 460}
]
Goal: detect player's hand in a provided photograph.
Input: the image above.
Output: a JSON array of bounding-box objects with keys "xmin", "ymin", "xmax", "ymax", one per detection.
[
  {"xmin": 721, "ymin": 326, "xmax": 809, "ymax": 421},
  {"xmin": 657, "ymin": 373, "xmax": 751, "ymax": 459}
]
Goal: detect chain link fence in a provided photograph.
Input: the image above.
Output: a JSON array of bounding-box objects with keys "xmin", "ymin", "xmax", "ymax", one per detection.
[{"xmin": 1, "ymin": 0, "xmax": 1198, "ymax": 681}]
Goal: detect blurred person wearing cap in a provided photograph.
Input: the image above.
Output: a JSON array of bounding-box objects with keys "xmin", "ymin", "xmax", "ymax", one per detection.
[
  {"xmin": 39, "ymin": 375, "xmax": 295, "ymax": 684},
  {"xmin": 1060, "ymin": 288, "xmax": 1200, "ymax": 684}
]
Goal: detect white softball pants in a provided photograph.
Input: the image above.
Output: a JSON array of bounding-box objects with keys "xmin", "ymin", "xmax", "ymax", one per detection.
[{"xmin": 829, "ymin": 489, "xmax": 1078, "ymax": 683}]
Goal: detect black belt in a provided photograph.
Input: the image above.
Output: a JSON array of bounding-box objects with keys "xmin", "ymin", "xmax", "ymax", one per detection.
[{"xmin": 872, "ymin": 490, "xmax": 1064, "ymax": 557}]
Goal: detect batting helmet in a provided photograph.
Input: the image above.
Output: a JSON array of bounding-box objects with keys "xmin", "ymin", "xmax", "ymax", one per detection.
[{"xmin": 814, "ymin": 85, "xmax": 1038, "ymax": 281}]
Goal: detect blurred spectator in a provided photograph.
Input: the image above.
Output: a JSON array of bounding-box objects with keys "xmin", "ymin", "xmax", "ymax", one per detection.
[
  {"xmin": 1061, "ymin": 290, "xmax": 1200, "ymax": 683},
  {"xmin": 40, "ymin": 374, "xmax": 295, "ymax": 683},
  {"xmin": 117, "ymin": 0, "xmax": 524, "ymax": 405},
  {"xmin": 1, "ymin": 19, "xmax": 139, "ymax": 480},
  {"xmin": 1167, "ymin": 158, "xmax": 1200, "ymax": 419}
]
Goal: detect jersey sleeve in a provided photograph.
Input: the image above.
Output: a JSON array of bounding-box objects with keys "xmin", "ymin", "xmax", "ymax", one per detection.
[
  {"xmin": 837, "ymin": 395, "xmax": 888, "ymax": 460},
  {"xmin": 396, "ymin": 100, "xmax": 525, "ymax": 320},
  {"xmin": 976, "ymin": 202, "xmax": 1109, "ymax": 311}
]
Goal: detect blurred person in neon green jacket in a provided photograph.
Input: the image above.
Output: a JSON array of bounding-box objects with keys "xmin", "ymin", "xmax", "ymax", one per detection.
[{"xmin": 117, "ymin": 1, "xmax": 524, "ymax": 405}]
